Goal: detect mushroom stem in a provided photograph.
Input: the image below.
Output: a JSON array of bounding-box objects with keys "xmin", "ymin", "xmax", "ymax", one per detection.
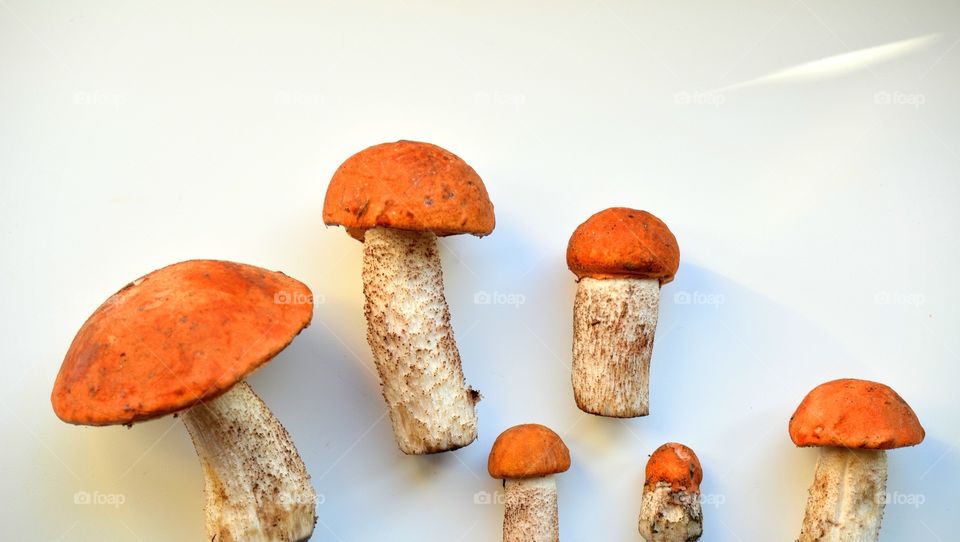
[
  {"xmin": 638, "ymin": 481, "xmax": 703, "ymax": 542},
  {"xmin": 362, "ymin": 227, "xmax": 479, "ymax": 454},
  {"xmin": 572, "ymin": 276, "xmax": 659, "ymax": 417},
  {"xmin": 181, "ymin": 381, "xmax": 317, "ymax": 542},
  {"xmin": 503, "ymin": 476, "xmax": 559, "ymax": 542},
  {"xmin": 799, "ymin": 447, "xmax": 887, "ymax": 542}
]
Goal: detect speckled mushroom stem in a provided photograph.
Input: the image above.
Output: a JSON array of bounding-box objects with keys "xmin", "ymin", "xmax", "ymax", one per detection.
[
  {"xmin": 361, "ymin": 227, "xmax": 479, "ymax": 454},
  {"xmin": 638, "ymin": 482, "xmax": 703, "ymax": 542},
  {"xmin": 798, "ymin": 448, "xmax": 887, "ymax": 542},
  {"xmin": 503, "ymin": 476, "xmax": 559, "ymax": 542},
  {"xmin": 572, "ymin": 276, "xmax": 660, "ymax": 417},
  {"xmin": 181, "ymin": 381, "xmax": 317, "ymax": 542}
]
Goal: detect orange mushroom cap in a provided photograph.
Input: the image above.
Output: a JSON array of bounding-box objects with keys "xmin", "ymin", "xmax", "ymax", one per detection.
[
  {"xmin": 488, "ymin": 424, "xmax": 571, "ymax": 479},
  {"xmin": 644, "ymin": 443, "xmax": 702, "ymax": 493},
  {"xmin": 51, "ymin": 260, "xmax": 314, "ymax": 426},
  {"xmin": 323, "ymin": 140, "xmax": 495, "ymax": 241},
  {"xmin": 789, "ymin": 378, "xmax": 925, "ymax": 449},
  {"xmin": 566, "ymin": 207, "xmax": 679, "ymax": 283}
]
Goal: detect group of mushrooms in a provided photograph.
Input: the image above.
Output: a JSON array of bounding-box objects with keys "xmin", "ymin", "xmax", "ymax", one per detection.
[{"xmin": 51, "ymin": 140, "xmax": 925, "ymax": 541}]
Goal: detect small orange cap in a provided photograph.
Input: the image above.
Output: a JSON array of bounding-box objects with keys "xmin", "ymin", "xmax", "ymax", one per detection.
[
  {"xmin": 566, "ymin": 207, "xmax": 679, "ymax": 283},
  {"xmin": 488, "ymin": 424, "xmax": 571, "ymax": 479},
  {"xmin": 51, "ymin": 260, "xmax": 313, "ymax": 426},
  {"xmin": 323, "ymin": 140, "xmax": 495, "ymax": 240},
  {"xmin": 644, "ymin": 443, "xmax": 702, "ymax": 493},
  {"xmin": 789, "ymin": 378, "xmax": 924, "ymax": 449}
]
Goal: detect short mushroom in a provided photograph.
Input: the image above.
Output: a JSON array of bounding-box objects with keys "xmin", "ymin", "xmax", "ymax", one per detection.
[
  {"xmin": 51, "ymin": 260, "xmax": 318, "ymax": 541},
  {"xmin": 566, "ymin": 207, "xmax": 679, "ymax": 417},
  {"xmin": 789, "ymin": 378, "xmax": 925, "ymax": 541},
  {"xmin": 323, "ymin": 140, "xmax": 495, "ymax": 454},
  {"xmin": 487, "ymin": 424, "xmax": 571, "ymax": 542},
  {"xmin": 638, "ymin": 443, "xmax": 703, "ymax": 542}
]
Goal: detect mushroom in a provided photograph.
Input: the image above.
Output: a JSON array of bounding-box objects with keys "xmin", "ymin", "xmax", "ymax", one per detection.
[
  {"xmin": 789, "ymin": 378, "xmax": 925, "ymax": 541},
  {"xmin": 323, "ymin": 140, "xmax": 495, "ymax": 454},
  {"xmin": 51, "ymin": 260, "xmax": 318, "ymax": 541},
  {"xmin": 638, "ymin": 443, "xmax": 703, "ymax": 542},
  {"xmin": 566, "ymin": 207, "xmax": 679, "ymax": 417},
  {"xmin": 487, "ymin": 424, "xmax": 571, "ymax": 542}
]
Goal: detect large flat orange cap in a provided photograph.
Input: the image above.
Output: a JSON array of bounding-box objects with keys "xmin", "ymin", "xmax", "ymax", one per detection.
[
  {"xmin": 51, "ymin": 260, "xmax": 314, "ymax": 426},
  {"xmin": 567, "ymin": 207, "xmax": 679, "ymax": 283},
  {"xmin": 789, "ymin": 378, "xmax": 924, "ymax": 449},
  {"xmin": 488, "ymin": 423, "xmax": 571, "ymax": 479},
  {"xmin": 644, "ymin": 442, "xmax": 702, "ymax": 493},
  {"xmin": 323, "ymin": 140, "xmax": 495, "ymax": 240}
]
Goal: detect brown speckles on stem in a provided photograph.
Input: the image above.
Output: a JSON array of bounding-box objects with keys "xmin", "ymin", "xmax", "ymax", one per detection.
[
  {"xmin": 181, "ymin": 382, "xmax": 316, "ymax": 541},
  {"xmin": 572, "ymin": 277, "xmax": 660, "ymax": 418},
  {"xmin": 502, "ymin": 477, "xmax": 559, "ymax": 542},
  {"xmin": 639, "ymin": 482, "xmax": 703, "ymax": 541},
  {"xmin": 362, "ymin": 227, "xmax": 478, "ymax": 454},
  {"xmin": 798, "ymin": 448, "xmax": 887, "ymax": 542}
]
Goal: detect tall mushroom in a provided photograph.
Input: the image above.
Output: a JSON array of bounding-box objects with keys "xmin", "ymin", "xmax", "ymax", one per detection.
[
  {"xmin": 323, "ymin": 140, "xmax": 495, "ymax": 454},
  {"xmin": 638, "ymin": 443, "xmax": 703, "ymax": 542},
  {"xmin": 789, "ymin": 378, "xmax": 925, "ymax": 541},
  {"xmin": 51, "ymin": 260, "xmax": 318, "ymax": 541},
  {"xmin": 566, "ymin": 207, "xmax": 679, "ymax": 417},
  {"xmin": 487, "ymin": 424, "xmax": 571, "ymax": 542}
]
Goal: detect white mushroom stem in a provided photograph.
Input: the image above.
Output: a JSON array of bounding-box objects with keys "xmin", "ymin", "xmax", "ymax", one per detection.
[
  {"xmin": 181, "ymin": 381, "xmax": 317, "ymax": 542},
  {"xmin": 798, "ymin": 447, "xmax": 888, "ymax": 542},
  {"xmin": 503, "ymin": 476, "xmax": 559, "ymax": 542},
  {"xmin": 638, "ymin": 482, "xmax": 703, "ymax": 542},
  {"xmin": 572, "ymin": 276, "xmax": 660, "ymax": 417},
  {"xmin": 362, "ymin": 227, "xmax": 479, "ymax": 454}
]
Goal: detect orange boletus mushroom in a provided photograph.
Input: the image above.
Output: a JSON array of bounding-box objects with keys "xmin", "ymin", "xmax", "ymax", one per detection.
[
  {"xmin": 639, "ymin": 443, "xmax": 703, "ymax": 541},
  {"xmin": 789, "ymin": 378, "xmax": 925, "ymax": 541},
  {"xmin": 566, "ymin": 207, "xmax": 679, "ymax": 417},
  {"xmin": 488, "ymin": 424, "xmax": 571, "ymax": 542},
  {"xmin": 323, "ymin": 140, "xmax": 495, "ymax": 454},
  {"xmin": 52, "ymin": 260, "xmax": 318, "ymax": 541}
]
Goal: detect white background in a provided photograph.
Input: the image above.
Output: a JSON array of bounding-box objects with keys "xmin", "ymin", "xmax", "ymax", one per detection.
[{"xmin": 2, "ymin": 1, "xmax": 958, "ymax": 540}]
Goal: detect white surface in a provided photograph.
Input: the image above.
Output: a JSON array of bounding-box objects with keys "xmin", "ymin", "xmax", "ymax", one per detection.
[{"xmin": 1, "ymin": 1, "xmax": 958, "ymax": 540}]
